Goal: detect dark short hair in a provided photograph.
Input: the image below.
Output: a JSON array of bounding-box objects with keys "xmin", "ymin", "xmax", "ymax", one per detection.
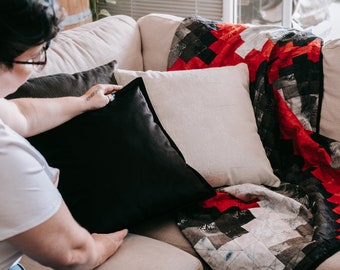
[{"xmin": 0, "ymin": 0, "xmax": 63, "ymax": 69}]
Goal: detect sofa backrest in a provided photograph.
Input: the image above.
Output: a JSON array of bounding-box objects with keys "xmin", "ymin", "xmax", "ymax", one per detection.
[{"xmin": 33, "ymin": 15, "xmax": 143, "ymax": 78}]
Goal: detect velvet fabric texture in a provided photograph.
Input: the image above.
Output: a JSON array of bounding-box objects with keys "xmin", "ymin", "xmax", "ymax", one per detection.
[
  {"xmin": 25, "ymin": 77, "xmax": 215, "ymax": 232},
  {"xmin": 7, "ymin": 60, "xmax": 118, "ymax": 99}
]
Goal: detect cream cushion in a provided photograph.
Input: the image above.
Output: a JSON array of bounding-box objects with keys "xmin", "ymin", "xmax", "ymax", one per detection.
[
  {"xmin": 320, "ymin": 39, "xmax": 340, "ymax": 141},
  {"xmin": 114, "ymin": 64, "xmax": 280, "ymax": 187},
  {"xmin": 34, "ymin": 15, "xmax": 143, "ymax": 78},
  {"xmin": 317, "ymin": 251, "xmax": 340, "ymax": 270},
  {"xmin": 137, "ymin": 13, "xmax": 182, "ymax": 71},
  {"xmin": 96, "ymin": 234, "xmax": 203, "ymax": 270},
  {"xmin": 20, "ymin": 234, "xmax": 203, "ymax": 270}
]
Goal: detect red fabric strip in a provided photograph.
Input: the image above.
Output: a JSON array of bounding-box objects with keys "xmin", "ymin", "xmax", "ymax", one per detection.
[
  {"xmin": 273, "ymin": 90, "xmax": 340, "ymax": 239},
  {"xmin": 201, "ymin": 191, "xmax": 259, "ymax": 213}
]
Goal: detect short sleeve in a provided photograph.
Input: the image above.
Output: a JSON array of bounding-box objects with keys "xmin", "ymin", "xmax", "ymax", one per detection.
[{"xmin": 0, "ymin": 121, "xmax": 62, "ymax": 240}]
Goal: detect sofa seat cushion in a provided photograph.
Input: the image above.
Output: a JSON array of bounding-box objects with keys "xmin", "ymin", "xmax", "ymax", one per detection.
[
  {"xmin": 114, "ymin": 64, "xmax": 279, "ymax": 188},
  {"xmin": 19, "ymin": 234, "xmax": 203, "ymax": 270},
  {"xmin": 131, "ymin": 212, "xmax": 198, "ymax": 257},
  {"xmin": 317, "ymin": 251, "xmax": 340, "ymax": 270},
  {"xmin": 96, "ymin": 234, "xmax": 203, "ymax": 270}
]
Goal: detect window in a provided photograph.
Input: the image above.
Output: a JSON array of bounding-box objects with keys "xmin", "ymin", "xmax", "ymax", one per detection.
[
  {"xmin": 95, "ymin": 0, "xmax": 226, "ymax": 21},
  {"xmin": 93, "ymin": 0, "xmax": 338, "ymax": 39},
  {"xmin": 236, "ymin": 0, "xmax": 293, "ymax": 27},
  {"xmin": 94, "ymin": 0, "xmax": 291, "ymax": 25}
]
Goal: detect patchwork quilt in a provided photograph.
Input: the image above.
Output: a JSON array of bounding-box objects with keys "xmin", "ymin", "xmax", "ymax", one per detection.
[{"xmin": 167, "ymin": 16, "xmax": 340, "ymax": 269}]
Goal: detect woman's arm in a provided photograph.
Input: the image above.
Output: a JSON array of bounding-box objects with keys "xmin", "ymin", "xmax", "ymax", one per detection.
[
  {"xmin": 9, "ymin": 201, "xmax": 128, "ymax": 270},
  {"xmin": 0, "ymin": 84, "xmax": 121, "ymax": 137}
]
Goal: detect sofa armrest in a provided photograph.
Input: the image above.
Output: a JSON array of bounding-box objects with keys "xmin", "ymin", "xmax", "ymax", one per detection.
[{"xmin": 138, "ymin": 13, "xmax": 183, "ymax": 71}]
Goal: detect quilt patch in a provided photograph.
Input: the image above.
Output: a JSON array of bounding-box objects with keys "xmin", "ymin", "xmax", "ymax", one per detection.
[
  {"xmin": 179, "ymin": 184, "xmax": 314, "ymax": 270},
  {"xmin": 168, "ymin": 16, "xmax": 340, "ymax": 270}
]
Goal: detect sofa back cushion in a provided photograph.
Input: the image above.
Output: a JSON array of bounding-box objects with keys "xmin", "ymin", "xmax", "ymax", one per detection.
[
  {"xmin": 137, "ymin": 13, "xmax": 183, "ymax": 71},
  {"xmin": 114, "ymin": 64, "xmax": 280, "ymax": 188},
  {"xmin": 320, "ymin": 39, "xmax": 340, "ymax": 141},
  {"xmin": 33, "ymin": 15, "xmax": 143, "ymax": 78}
]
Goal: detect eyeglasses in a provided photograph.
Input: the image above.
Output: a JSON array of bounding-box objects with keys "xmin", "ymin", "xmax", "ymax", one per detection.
[{"xmin": 10, "ymin": 41, "xmax": 51, "ymax": 72}]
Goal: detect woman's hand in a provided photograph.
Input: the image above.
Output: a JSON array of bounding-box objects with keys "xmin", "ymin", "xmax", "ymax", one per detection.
[
  {"xmin": 82, "ymin": 84, "xmax": 123, "ymax": 111},
  {"xmin": 9, "ymin": 202, "xmax": 128, "ymax": 270},
  {"xmin": 0, "ymin": 84, "xmax": 123, "ymax": 137},
  {"xmin": 92, "ymin": 229, "xmax": 128, "ymax": 267}
]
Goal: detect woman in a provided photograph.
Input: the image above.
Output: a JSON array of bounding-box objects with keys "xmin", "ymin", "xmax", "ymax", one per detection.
[{"xmin": 0, "ymin": 0, "xmax": 127, "ymax": 269}]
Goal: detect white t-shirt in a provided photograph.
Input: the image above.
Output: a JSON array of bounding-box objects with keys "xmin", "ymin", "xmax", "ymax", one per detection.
[{"xmin": 0, "ymin": 119, "xmax": 62, "ymax": 270}]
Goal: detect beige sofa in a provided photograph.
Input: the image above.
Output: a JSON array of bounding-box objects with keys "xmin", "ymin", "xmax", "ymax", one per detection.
[{"xmin": 19, "ymin": 14, "xmax": 340, "ymax": 270}]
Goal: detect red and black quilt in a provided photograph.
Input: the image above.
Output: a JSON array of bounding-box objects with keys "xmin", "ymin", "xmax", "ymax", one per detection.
[{"xmin": 167, "ymin": 16, "xmax": 340, "ymax": 269}]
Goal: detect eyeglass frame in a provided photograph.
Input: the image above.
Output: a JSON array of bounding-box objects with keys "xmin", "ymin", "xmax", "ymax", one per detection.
[{"xmin": 7, "ymin": 40, "xmax": 51, "ymax": 71}]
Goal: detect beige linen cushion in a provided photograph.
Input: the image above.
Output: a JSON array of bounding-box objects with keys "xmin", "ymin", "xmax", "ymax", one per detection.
[
  {"xmin": 96, "ymin": 234, "xmax": 203, "ymax": 270},
  {"xmin": 34, "ymin": 15, "xmax": 143, "ymax": 78},
  {"xmin": 317, "ymin": 251, "xmax": 340, "ymax": 270},
  {"xmin": 137, "ymin": 13, "xmax": 183, "ymax": 71},
  {"xmin": 320, "ymin": 39, "xmax": 340, "ymax": 141},
  {"xmin": 20, "ymin": 234, "xmax": 203, "ymax": 270},
  {"xmin": 114, "ymin": 64, "xmax": 280, "ymax": 187}
]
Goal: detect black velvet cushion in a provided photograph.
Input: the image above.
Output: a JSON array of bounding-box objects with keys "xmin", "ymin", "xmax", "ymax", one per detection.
[
  {"xmin": 26, "ymin": 77, "xmax": 215, "ymax": 233},
  {"xmin": 7, "ymin": 60, "xmax": 118, "ymax": 98}
]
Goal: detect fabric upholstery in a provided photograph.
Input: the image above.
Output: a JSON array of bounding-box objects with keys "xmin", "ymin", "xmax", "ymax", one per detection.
[
  {"xmin": 34, "ymin": 15, "xmax": 143, "ymax": 78},
  {"xmin": 96, "ymin": 234, "xmax": 204, "ymax": 270},
  {"xmin": 317, "ymin": 251, "xmax": 340, "ymax": 270},
  {"xmin": 20, "ymin": 234, "xmax": 204, "ymax": 270},
  {"xmin": 137, "ymin": 13, "xmax": 182, "ymax": 71},
  {"xmin": 320, "ymin": 38, "xmax": 340, "ymax": 142}
]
